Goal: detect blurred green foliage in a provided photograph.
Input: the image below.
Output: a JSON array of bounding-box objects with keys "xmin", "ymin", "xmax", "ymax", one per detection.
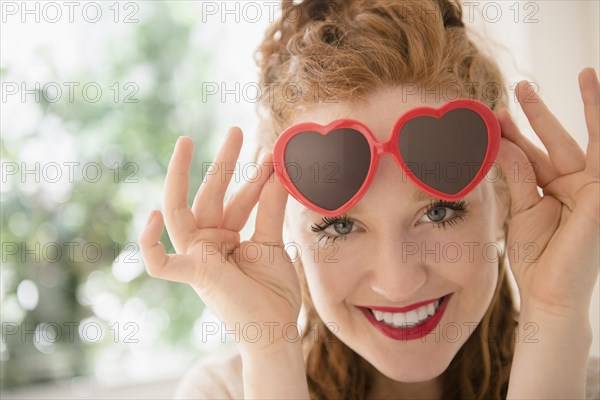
[{"xmin": 1, "ymin": 2, "xmax": 220, "ymax": 388}]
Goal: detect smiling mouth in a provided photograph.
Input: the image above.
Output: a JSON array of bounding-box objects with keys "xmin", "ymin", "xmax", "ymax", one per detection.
[{"xmin": 360, "ymin": 293, "xmax": 452, "ymax": 330}]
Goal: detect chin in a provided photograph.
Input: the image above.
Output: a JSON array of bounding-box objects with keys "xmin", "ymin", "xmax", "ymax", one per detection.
[
  {"xmin": 362, "ymin": 344, "xmax": 454, "ymax": 382},
  {"xmin": 379, "ymin": 359, "xmax": 449, "ymax": 382}
]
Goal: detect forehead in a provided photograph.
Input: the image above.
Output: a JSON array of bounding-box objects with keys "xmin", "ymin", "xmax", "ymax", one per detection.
[{"xmin": 288, "ymin": 86, "xmax": 449, "ymax": 141}]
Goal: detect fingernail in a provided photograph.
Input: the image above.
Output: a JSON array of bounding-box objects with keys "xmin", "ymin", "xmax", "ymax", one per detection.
[
  {"xmin": 147, "ymin": 211, "xmax": 156, "ymax": 225},
  {"xmin": 496, "ymin": 108, "xmax": 508, "ymax": 121},
  {"xmin": 582, "ymin": 68, "xmax": 599, "ymax": 87},
  {"xmin": 227, "ymin": 127, "xmax": 240, "ymax": 139},
  {"xmin": 524, "ymin": 80, "xmax": 537, "ymax": 95},
  {"xmin": 177, "ymin": 136, "xmax": 192, "ymax": 145},
  {"xmin": 584, "ymin": 67, "xmax": 598, "ymax": 80},
  {"xmin": 261, "ymin": 152, "xmax": 272, "ymax": 163}
]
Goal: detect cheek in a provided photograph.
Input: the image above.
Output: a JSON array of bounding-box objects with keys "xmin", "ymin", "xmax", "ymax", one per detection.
[
  {"xmin": 450, "ymin": 246, "xmax": 499, "ymax": 292},
  {"xmin": 301, "ymin": 247, "xmax": 365, "ymax": 305},
  {"xmin": 440, "ymin": 233, "xmax": 502, "ymax": 267},
  {"xmin": 441, "ymin": 239, "xmax": 500, "ymax": 323},
  {"xmin": 460, "ymin": 261, "xmax": 499, "ymax": 333}
]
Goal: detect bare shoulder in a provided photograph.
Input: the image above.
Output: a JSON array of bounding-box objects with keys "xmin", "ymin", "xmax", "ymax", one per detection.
[
  {"xmin": 170, "ymin": 347, "xmax": 600, "ymax": 399},
  {"xmin": 587, "ymin": 354, "xmax": 600, "ymax": 400},
  {"xmin": 174, "ymin": 346, "xmax": 244, "ymax": 400}
]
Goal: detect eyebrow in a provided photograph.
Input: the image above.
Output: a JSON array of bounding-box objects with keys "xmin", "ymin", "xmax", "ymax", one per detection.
[
  {"xmin": 300, "ymin": 190, "xmax": 441, "ymax": 218},
  {"xmin": 411, "ymin": 190, "xmax": 439, "ymax": 203},
  {"xmin": 352, "ymin": 190, "xmax": 445, "ymax": 213}
]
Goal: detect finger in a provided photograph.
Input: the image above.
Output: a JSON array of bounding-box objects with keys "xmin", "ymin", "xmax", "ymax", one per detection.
[
  {"xmin": 497, "ymin": 108, "xmax": 560, "ymax": 187},
  {"xmin": 251, "ymin": 170, "xmax": 289, "ymax": 245},
  {"xmin": 192, "ymin": 127, "xmax": 243, "ymax": 229},
  {"xmin": 495, "ymin": 138, "xmax": 542, "ymax": 216},
  {"xmin": 579, "ymin": 68, "xmax": 600, "ymax": 176},
  {"xmin": 516, "ymin": 80, "xmax": 587, "ymax": 175},
  {"xmin": 220, "ymin": 152, "xmax": 275, "ymax": 232},
  {"xmin": 163, "ymin": 137, "xmax": 199, "ymax": 253},
  {"xmin": 139, "ymin": 210, "xmax": 198, "ymax": 284}
]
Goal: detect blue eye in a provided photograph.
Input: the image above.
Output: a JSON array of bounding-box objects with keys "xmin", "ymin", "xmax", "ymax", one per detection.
[
  {"xmin": 423, "ymin": 199, "xmax": 469, "ymax": 230},
  {"xmin": 309, "ymin": 214, "xmax": 355, "ymax": 244},
  {"xmin": 309, "ymin": 199, "xmax": 469, "ymax": 244},
  {"xmin": 426, "ymin": 207, "xmax": 447, "ymax": 222}
]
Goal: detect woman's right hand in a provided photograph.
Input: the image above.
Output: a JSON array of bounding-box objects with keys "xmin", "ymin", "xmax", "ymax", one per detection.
[{"xmin": 139, "ymin": 128, "xmax": 303, "ymax": 355}]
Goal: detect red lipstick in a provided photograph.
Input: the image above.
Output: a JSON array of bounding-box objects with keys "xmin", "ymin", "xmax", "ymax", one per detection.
[
  {"xmin": 358, "ymin": 293, "xmax": 453, "ymax": 341},
  {"xmin": 359, "ymin": 296, "xmax": 442, "ymax": 313}
]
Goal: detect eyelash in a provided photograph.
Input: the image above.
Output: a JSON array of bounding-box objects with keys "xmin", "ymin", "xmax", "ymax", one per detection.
[
  {"xmin": 309, "ymin": 199, "xmax": 469, "ymax": 245},
  {"xmin": 310, "ymin": 215, "xmax": 354, "ymax": 245},
  {"xmin": 424, "ymin": 199, "xmax": 469, "ymax": 230}
]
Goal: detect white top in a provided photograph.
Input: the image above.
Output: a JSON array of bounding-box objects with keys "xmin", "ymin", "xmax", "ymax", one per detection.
[{"xmin": 173, "ymin": 346, "xmax": 600, "ymax": 399}]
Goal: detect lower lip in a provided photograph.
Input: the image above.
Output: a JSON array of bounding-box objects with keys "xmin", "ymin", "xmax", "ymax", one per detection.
[{"xmin": 359, "ymin": 293, "xmax": 453, "ymax": 341}]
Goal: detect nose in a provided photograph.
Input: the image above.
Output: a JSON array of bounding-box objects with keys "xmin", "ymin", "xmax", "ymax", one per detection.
[
  {"xmin": 368, "ymin": 233, "xmax": 428, "ymax": 303},
  {"xmin": 360, "ymin": 156, "xmax": 429, "ymax": 302}
]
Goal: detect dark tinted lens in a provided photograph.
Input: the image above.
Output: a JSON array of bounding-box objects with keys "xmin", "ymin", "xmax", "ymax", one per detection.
[
  {"xmin": 284, "ymin": 128, "xmax": 371, "ymax": 211},
  {"xmin": 398, "ymin": 108, "xmax": 488, "ymax": 195}
]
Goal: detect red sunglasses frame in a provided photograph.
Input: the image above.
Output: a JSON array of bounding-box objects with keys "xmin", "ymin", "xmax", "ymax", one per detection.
[{"xmin": 272, "ymin": 98, "xmax": 501, "ymax": 217}]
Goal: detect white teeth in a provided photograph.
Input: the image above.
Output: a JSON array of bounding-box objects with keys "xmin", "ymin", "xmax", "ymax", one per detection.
[
  {"xmin": 392, "ymin": 312, "xmax": 405, "ymax": 325},
  {"xmin": 383, "ymin": 312, "xmax": 394, "ymax": 324},
  {"xmin": 417, "ymin": 307, "xmax": 428, "ymax": 321},
  {"xmin": 404, "ymin": 310, "xmax": 419, "ymax": 325},
  {"xmin": 369, "ymin": 298, "xmax": 442, "ymax": 328},
  {"xmin": 427, "ymin": 303, "xmax": 435, "ymax": 316}
]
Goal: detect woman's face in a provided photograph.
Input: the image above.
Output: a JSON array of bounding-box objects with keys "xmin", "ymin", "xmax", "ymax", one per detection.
[{"xmin": 284, "ymin": 86, "xmax": 509, "ymax": 383}]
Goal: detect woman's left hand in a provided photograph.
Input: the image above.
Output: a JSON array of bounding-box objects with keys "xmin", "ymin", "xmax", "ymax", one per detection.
[{"xmin": 495, "ymin": 67, "xmax": 599, "ymax": 323}]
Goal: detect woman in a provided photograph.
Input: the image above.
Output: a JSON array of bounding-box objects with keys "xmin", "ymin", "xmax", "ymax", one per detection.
[{"xmin": 139, "ymin": 0, "xmax": 600, "ymax": 398}]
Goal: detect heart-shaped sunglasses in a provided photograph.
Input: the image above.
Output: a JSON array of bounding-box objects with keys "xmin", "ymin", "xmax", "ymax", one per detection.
[{"xmin": 272, "ymin": 98, "xmax": 500, "ymax": 217}]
